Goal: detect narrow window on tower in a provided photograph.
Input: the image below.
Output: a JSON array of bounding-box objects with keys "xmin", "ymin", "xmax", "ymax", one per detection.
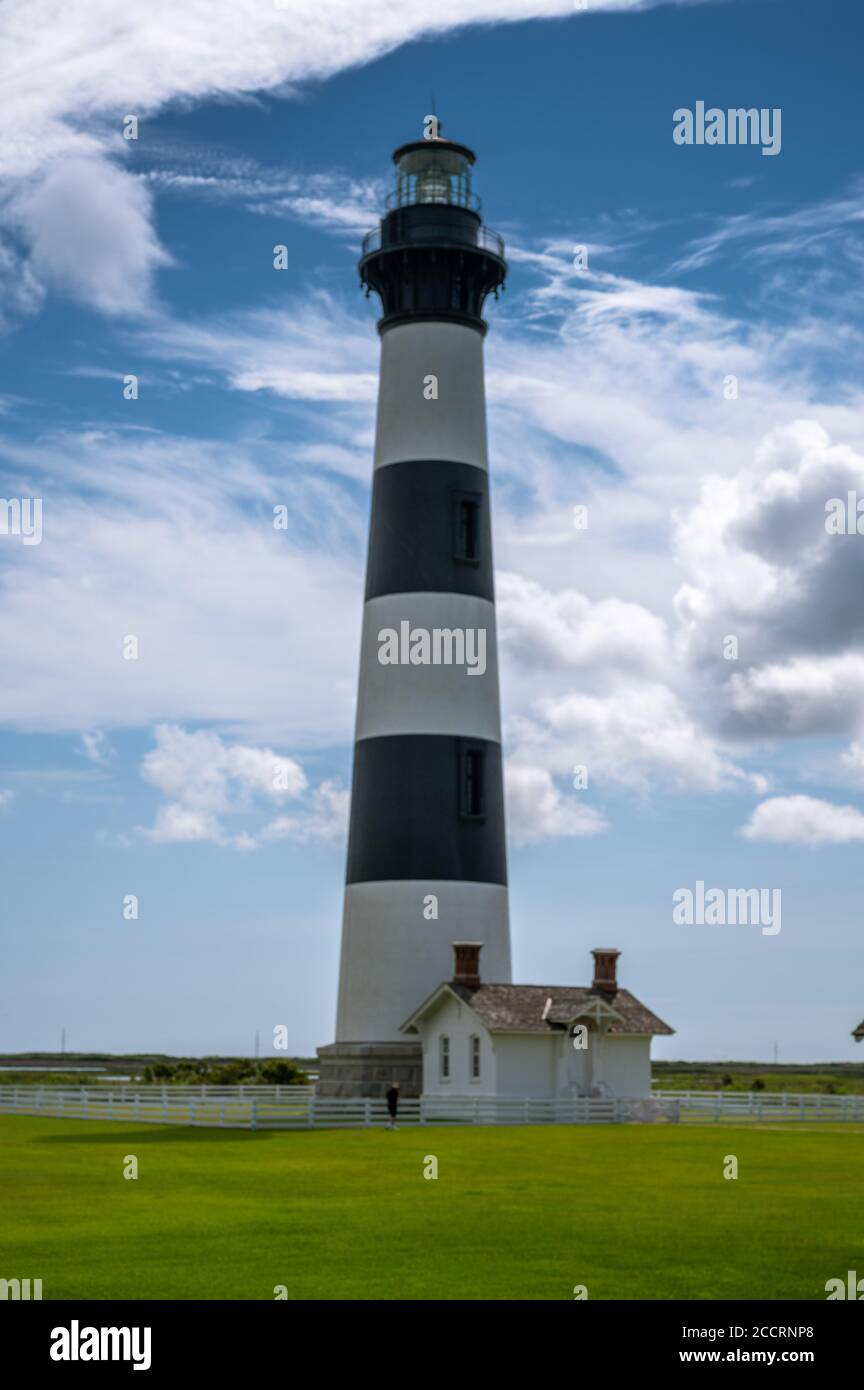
[
  {"xmin": 453, "ymin": 490, "xmax": 482, "ymax": 566},
  {"xmin": 460, "ymin": 743, "xmax": 486, "ymax": 820},
  {"xmin": 439, "ymin": 1035, "xmax": 451, "ymax": 1082}
]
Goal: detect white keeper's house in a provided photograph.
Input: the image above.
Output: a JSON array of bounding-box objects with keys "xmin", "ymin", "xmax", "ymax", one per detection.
[{"xmin": 400, "ymin": 944, "xmax": 674, "ymax": 1100}]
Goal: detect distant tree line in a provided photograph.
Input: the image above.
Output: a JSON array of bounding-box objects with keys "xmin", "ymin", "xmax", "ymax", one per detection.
[{"xmin": 140, "ymin": 1058, "xmax": 307, "ymax": 1085}]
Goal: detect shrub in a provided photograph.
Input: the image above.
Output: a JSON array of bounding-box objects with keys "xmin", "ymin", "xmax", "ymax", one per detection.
[{"xmin": 257, "ymin": 1059, "xmax": 308, "ymax": 1085}]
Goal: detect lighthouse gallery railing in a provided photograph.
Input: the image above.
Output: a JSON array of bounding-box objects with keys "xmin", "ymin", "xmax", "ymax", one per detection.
[{"xmin": 360, "ymin": 222, "xmax": 504, "ymax": 261}]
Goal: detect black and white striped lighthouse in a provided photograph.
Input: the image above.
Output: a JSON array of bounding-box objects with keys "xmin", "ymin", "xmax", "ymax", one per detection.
[{"xmin": 317, "ymin": 127, "xmax": 511, "ymax": 1097}]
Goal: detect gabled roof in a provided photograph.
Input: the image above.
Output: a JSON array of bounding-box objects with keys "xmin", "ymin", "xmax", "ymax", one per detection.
[{"xmin": 401, "ymin": 982, "xmax": 674, "ymax": 1037}]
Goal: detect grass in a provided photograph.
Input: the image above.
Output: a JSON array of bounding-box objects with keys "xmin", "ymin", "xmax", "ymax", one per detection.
[{"xmin": 1, "ymin": 1115, "xmax": 862, "ymax": 1300}]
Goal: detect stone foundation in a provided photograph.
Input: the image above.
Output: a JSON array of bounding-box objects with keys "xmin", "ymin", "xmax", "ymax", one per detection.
[{"xmin": 315, "ymin": 1040, "xmax": 423, "ymax": 1098}]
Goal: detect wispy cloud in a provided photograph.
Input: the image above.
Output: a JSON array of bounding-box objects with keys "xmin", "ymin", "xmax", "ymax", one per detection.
[
  {"xmin": 671, "ymin": 176, "xmax": 864, "ymax": 280},
  {"xmin": 0, "ymin": 425, "xmax": 366, "ymax": 743},
  {"xmin": 138, "ymin": 148, "xmax": 386, "ymax": 236}
]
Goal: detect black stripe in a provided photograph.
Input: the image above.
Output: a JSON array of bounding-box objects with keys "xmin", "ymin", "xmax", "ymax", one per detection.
[
  {"xmin": 365, "ymin": 459, "xmax": 495, "ymax": 602},
  {"xmin": 346, "ymin": 734, "xmax": 507, "ymax": 885}
]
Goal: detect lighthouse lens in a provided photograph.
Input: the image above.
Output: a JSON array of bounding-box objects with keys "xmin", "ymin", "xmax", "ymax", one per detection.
[{"xmin": 395, "ymin": 148, "xmax": 474, "ymax": 209}]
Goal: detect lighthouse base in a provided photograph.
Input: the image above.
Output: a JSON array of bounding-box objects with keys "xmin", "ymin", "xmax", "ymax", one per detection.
[{"xmin": 315, "ymin": 1041, "xmax": 423, "ymax": 1098}]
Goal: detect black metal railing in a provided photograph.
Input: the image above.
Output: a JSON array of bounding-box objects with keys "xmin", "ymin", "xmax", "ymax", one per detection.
[{"xmin": 360, "ymin": 222, "xmax": 504, "ymax": 261}]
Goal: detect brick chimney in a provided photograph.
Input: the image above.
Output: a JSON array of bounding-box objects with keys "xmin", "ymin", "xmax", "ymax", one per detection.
[
  {"xmin": 452, "ymin": 941, "xmax": 483, "ymax": 989},
  {"xmin": 591, "ymin": 948, "xmax": 620, "ymax": 997}
]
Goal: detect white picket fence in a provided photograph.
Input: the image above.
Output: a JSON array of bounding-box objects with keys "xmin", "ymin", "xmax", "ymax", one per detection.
[
  {"xmin": 0, "ymin": 1085, "xmax": 861, "ymax": 1129},
  {"xmin": 0, "ymin": 1085, "xmax": 623, "ymax": 1128},
  {"xmin": 652, "ymin": 1089, "xmax": 864, "ymax": 1123}
]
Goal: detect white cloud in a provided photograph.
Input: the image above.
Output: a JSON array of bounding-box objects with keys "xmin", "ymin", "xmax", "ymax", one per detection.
[
  {"xmin": 82, "ymin": 731, "xmax": 109, "ymax": 764},
  {"xmin": 0, "ymin": 789, "xmax": 13, "ymax": 810},
  {"xmin": 505, "ymin": 762, "xmax": 607, "ymax": 844},
  {"xmin": 257, "ymin": 779, "xmax": 349, "ymax": 845},
  {"xmin": 0, "ymin": 0, "xmax": 698, "ymax": 178},
  {"xmin": 141, "ymin": 156, "xmax": 387, "ymax": 236},
  {"xmin": 727, "ymin": 655, "xmax": 864, "ymax": 738},
  {"xmin": 148, "ymin": 802, "xmax": 222, "ymax": 844},
  {"xmin": 530, "ymin": 684, "xmax": 765, "ymax": 795},
  {"xmin": 497, "ymin": 571, "xmax": 670, "ymax": 679},
  {"xmin": 671, "ymin": 177, "xmax": 864, "ymax": 281},
  {"xmin": 741, "ymin": 794, "xmax": 864, "ymax": 846},
  {"xmin": 0, "ymin": 235, "xmax": 44, "ymax": 327},
  {"xmin": 141, "ymin": 724, "xmax": 307, "ymax": 811},
  {"xmin": 487, "ymin": 565, "xmax": 764, "ymax": 803},
  {"xmin": 672, "ymin": 420, "xmax": 864, "ymax": 740},
  {"xmin": 10, "ymin": 158, "xmax": 171, "ymax": 315},
  {"xmin": 841, "ymin": 741, "xmax": 864, "ymax": 782},
  {"xmin": 0, "ymin": 427, "xmax": 364, "ymax": 743},
  {"xmin": 138, "ymin": 723, "xmax": 344, "ymax": 847},
  {"xmin": 133, "ymin": 295, "xmax": 378, "ymax": 405}
]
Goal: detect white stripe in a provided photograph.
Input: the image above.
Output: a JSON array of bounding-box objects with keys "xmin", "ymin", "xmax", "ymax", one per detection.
[
  {"xmin": 355, "ymin": 593, "xmax": 501, "ymax": 741},
  {"xmin": 335, "ymin": 881, "xmax": 511, "ymax": 1042},
  {"xmin": 374, "ymin": 321, "xmax": 488, "ymax": 470}
]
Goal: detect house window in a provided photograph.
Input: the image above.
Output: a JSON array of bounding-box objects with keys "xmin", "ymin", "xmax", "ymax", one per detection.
[
  {"xmin": 470, "ymin": 1035, "xmax": 481, "ymax": 1081},
  {"xmin": 453, "ymin": 492, "xmax": 481, "ymax": 565},
  {"xmin": 439, "ymin": 1035, "xmax": 451, "ymax": 1082},
  {"xmin": 460, "ymin": 744, "xmax": 486, "ymax": 820}
]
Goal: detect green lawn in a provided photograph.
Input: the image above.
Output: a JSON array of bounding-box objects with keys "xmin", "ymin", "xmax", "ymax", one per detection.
[{"xmin": 1, "ymin": 1115, "xmax": 862, "ymax": 1300}]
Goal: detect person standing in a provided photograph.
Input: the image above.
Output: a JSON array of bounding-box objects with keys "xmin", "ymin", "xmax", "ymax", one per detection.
[{"xmin": 385, "ymin": 1081, "xmax": 400, "ymax": 1130}]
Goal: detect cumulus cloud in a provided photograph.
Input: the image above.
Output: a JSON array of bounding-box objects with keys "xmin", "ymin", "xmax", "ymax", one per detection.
[
  {"xmin": 505, "ymin": 762, "xmax": 608, "ymax": 844},
  {"xmin": 525, "ymin": 684, "xmax": 765, "ymax": 795},
  {"xmin": 497, "ymin": 571, "xmax": 670, "ymax": 680},
  {"xmin": 727, "ymin": 655, "xmax": 864, "ymax": 738},
  {"xmin": 256, "ymin": 780, "xmax": 350, "ymax": 845},
  {"xmin": 138, "ymin": 723, "xmax": 345, "ymax": 847},
  {"xmin": 672, "ymin": 421, "xmax": 864, "ymax": 742},
  {"xmin": 141, "ymin": 724, "xmax": 307, "ymax": 808},
  {"xmin": 741, "ymin": 794, "xmax": 864, "ymax": 846},
  {"xmin": 9, "ymin": 158, "xmax": 171, "ymax": 315}
]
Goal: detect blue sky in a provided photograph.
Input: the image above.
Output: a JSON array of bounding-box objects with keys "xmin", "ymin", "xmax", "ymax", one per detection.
[{"xmin": 2, "ymin": 0, "xmax": 864, "ymax": 1061}]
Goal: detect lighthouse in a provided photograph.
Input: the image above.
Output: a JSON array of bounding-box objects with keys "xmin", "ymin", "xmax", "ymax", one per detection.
[{"xmin": 316, "ymin": 126, "xmax": 511, "ymax": 1097}]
